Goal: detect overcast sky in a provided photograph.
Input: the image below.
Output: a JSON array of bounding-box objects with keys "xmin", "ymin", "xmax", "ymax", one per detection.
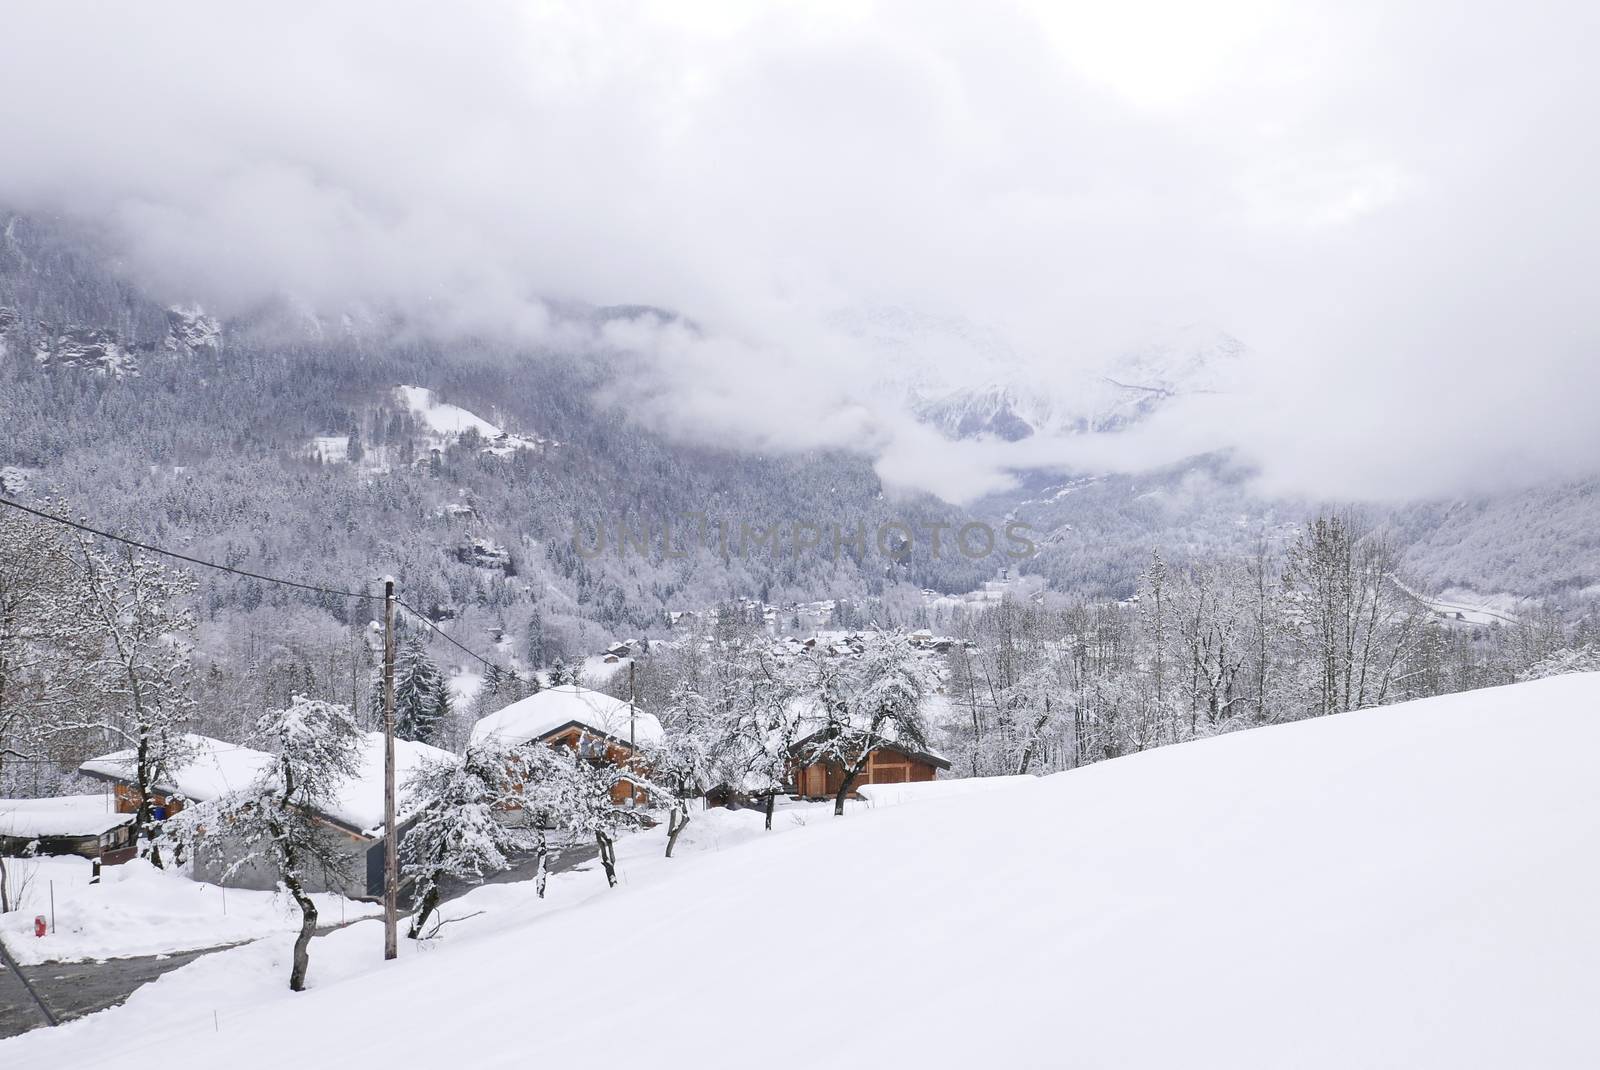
[{"xmin": 2, "ymin": 2, "xmax": 1596, "ymax": 503}]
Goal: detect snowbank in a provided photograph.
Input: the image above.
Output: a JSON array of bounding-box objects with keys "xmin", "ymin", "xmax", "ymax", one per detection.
[
  {"xmin": 856, "ymin": 774, "xmax": 1036, "ymax": 809},
  {"xmin": 11, "ymin": 675, "xmax": 1600, "ymax": 1067},
  {"xmin": 0, "ymin": 795, "xmax": 132, "ymax": 838},
  {"xmin": 0, "ymin": 857, "xmax": 379, "ymax": 966}
]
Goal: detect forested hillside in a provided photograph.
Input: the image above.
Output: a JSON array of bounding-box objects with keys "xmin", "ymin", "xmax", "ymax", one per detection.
[
  {"xmin": 0, "ymin": 213, "xmax": 994, "ymax": 659},
  {"xmin": 4, "ymin": 207, "xmax": 1599, "ymax": 791}
]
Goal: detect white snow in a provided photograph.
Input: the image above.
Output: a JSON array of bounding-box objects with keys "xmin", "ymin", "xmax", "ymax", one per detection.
[
  {"xmin": 469, "ymin": 684, "xmax": 663, "ymax": 750},
  {"xmin": 332, "ymin": 734, "xmax": 458, "ymax": 835},
  {"xmin": 0, "ymin": 795, "xmax": 132, "ymax": 838},
  {"xmin": 1394, "ymin": 578, "xmax": 1523, "ymax": 627},
  {"xmin": 398, "ymin": 385, "xmax": 504, "ymax": 439},
  {"xmin": 578, "ymin": 651, "xmax": 627, "ymax": 682},
  {"xmin": 0, "ymin": 857, "xmax": 378, "ymax": 966},
  {"xmin": 14, "ymin": 675, "xmax": 1600, "ymax": 1067},
  {"xmin": 448, "ymin": 667, "xmax": 484, "ymax": 708},
  {"xmin": 397, "ymin": 384, "xmax": 550, "ymax": 455},
  {"xmin": 308, "ymin": 435, "xmax": 349, "ymax": 463},
  {"xmin": 855, "ymin": 774, "xmax": 1035, "ymax": 808}
]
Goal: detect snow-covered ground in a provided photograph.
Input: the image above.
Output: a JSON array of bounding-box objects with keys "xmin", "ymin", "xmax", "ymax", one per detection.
[
  {"xmin": 397, "ymin": 385, "xmax": 549, "ymax": 454},
  {"xmin": 856, "ymin": 774, "xmax": 1035, "ymax": 808},
  {"xmin": 7, "ymin": 674, "xmax": 1600, "ymax": 1067},
  {"xmin": 0, "ymin": 857, "xmax": 379, "ymax": 966}
]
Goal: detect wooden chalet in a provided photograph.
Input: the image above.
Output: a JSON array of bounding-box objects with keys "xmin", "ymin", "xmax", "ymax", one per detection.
[
  {"xmin": 787, "ymin": 734, "xmax": 952, "ymax": 799},
  {"xmin": 470, "ymin": 684, "xmax": 662, "ymax": 806}
]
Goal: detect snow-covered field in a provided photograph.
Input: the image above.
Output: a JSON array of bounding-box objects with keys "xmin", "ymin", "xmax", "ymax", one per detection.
[
  {"xmin": 0, "ymin": 857, "xmax": 378, "ymax": 966},
  {"xmin": 7, "ymin": 674, "xmax": 1600, "ymax": 1067},
  {"xmin": 397, "ymin": 385, "xmax": 549, "ymax": 454}
]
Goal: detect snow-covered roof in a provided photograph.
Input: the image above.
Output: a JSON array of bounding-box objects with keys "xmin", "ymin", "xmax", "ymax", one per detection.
[
  {"xmin": 79, "ymin": 731, "xmax": 454, "ymax": 838},
  {"xmin": 470, "ymin": 685, "xmax": 663, "ymax": 751},
  {"xmin": 80, "ymin": 733, "xmax": 274, "ymax": 803},
  {"xmin": 0, "ymin": 795, "xmax": 134, "ymax": 838},
  {"xmin": 337, "ymin": 734, "xmax": 458, "ymax": 836}
]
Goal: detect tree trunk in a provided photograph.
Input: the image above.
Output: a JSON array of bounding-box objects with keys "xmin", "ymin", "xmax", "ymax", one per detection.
[
  {"xmin": 0, "ymin": 853, "xmax": 9, "ymax": 913},
  {"xmin": 665, "ymin": 804, "xmax": 690, "ymax": 858},
  {"xmin": 134, "ymin": 737, "xmax": 164, "ymax": 870},
  {"xmin": 408, "ymin": 883, "xmax": 440, "ymax": 939},
  {"xmin": 596, "ymin": 831, "xmax": 617, "ymax": 887},
  {"xmin": 285, "ymin": 874, "xmax": 319, "ymax": 992},
  {"xmin": 764, "ymin": 792, "xmax": 775, "ymax": 831},
  {"xmin": 833, "ymin": 768, "xmax": 862, "ymax": 816},
  {"xmin": 534, "ymin": 828, "xmax": 549, "ymax": 898}
]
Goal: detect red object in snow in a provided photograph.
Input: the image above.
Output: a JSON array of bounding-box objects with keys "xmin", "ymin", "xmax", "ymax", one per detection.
[{"xmin": 34, "ymin": 915, "xmax": 47, "ymax": 938}]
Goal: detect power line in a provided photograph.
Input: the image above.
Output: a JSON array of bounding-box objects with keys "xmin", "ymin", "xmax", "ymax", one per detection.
[
  {"xmin": 0, "ymin": 494, "xmax": 511, "ymax": 674},
  {"xmin": 0, "ymin": 494, "xmax": 377, "ymax": 601},
  {"xmin": 395, "ymin": 595, "xmax": 505, "ymax": 674}
]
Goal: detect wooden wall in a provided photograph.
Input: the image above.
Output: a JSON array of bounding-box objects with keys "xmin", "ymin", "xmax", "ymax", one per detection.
[
  {"xmin": 790, "ymin": 748, "xmax": 940, "ymax": 799},
  {"xmin": 112, "ymin": 783, "xmax": 185, "ymax": 818}
]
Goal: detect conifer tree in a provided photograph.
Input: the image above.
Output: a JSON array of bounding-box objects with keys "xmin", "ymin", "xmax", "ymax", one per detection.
[{"xmin": 393, "ymin": 635, "xmax": 450, "ymax": 743}]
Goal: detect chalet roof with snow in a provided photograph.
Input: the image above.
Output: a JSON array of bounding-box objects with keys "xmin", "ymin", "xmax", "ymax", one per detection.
[
  {"xmin": 470, "ymin": 684, "xmax": 663, "ymax": 752},
  {"xmin": 0, "ymin": 795, "xmax": 135, "ymax": 838},
  {"xmin": 79, "ymin": 731, "xmax": 453, "ymax": 838}
]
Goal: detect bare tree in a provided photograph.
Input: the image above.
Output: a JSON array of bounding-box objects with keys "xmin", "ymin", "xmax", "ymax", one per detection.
[
  {"xmin": 64, "ymin": 538, "xmax": 198, "ymax": 867},
  {"xmin": 1282, "ymin": 513, "xmax": 1425, "ymax": 717},
  {"xmin": 795, "ymin": 632, "xmax": 935, "ymax": 816},
  {"xmin": 0, "ymin": 509, "xmax": 85, "ymax": 796},
  {"xmin": 172, "ymin": 696, "xmax": 364, "ymax": 991},
  {"xmin": 401, "ymin": 741, "xmax": 537, "ymax": 937}
]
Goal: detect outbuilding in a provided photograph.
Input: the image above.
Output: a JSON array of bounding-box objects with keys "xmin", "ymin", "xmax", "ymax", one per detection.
[
  {"xmin": 786, "ymin": 736, "xmax": 952, "ymax": 799},
  {"xmin": 0, "ymin": 795, "xmax": 136, "ymax": 862}
]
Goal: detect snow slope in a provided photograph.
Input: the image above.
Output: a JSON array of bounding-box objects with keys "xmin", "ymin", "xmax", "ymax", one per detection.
[
  {"xmin": 9, "ymin": 675, "xmax": 1600, "ymax": 1067},
  {"xmin": 396, "ymin": 385, "xmax": 549, "ymax": 454}
]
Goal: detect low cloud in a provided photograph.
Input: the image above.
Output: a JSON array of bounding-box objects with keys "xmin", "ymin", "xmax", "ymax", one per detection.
[{"xmin": 2, "ymin": 2, "xmax": 1597, "ymax": 504}]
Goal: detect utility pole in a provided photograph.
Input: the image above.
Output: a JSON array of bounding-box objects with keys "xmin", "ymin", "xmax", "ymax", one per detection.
[
  {"xmin": 383, "ymin": 577, "xmax": 398, "ymax": 961},
  {"xmin": 628, "ymin": 660, "xmax": 637, "ymax": 807}
]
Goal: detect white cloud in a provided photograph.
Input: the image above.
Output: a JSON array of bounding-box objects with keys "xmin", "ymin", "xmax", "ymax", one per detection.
[{"xmin": 1, "ymin": 1, "xmax": 1597, "ymax": 504}]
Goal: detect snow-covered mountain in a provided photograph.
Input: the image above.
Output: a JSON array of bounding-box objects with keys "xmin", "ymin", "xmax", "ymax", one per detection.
[{"xmin": 839, "ymin": 306, "xmax": 1248, "ymax": 441}]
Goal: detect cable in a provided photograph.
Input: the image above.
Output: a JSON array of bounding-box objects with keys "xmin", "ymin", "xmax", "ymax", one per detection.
[
  {"xmin": 0, "ymin": 494, "xmax": 513, "ymax": 675},
  {"xmin": 0, "ymin": 494, "xmax": 378, "ymax": 601},
  {"xmin": 396, "ymin": 595, "xmax": 506, "ymax": 674}
]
